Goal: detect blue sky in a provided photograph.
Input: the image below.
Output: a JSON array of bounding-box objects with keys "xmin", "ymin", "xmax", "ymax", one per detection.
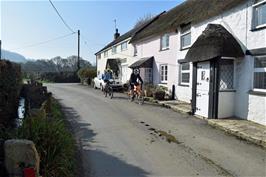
[{"xmin": 1, "ymin": 0, "xmax": 184, "ymax": 64}]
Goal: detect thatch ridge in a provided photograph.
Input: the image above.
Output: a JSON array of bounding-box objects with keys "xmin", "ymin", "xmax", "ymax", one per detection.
[{"xmin": 130, "ymin": 0, "xmax": 248, "ymax": 43}]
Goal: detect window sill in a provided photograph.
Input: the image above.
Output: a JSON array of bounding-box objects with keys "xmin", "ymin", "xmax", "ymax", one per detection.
[
  {"xmin": 249, "ymin": 90, "xmax": 266, "ymax": 96},
  {"xmin": 178, "ymin": 84, "xmax": 189, "ymax": 87},
  {"xmin": 219, "ymin": 89, "xmax": 236, "ymax": 92},
  {"xmin": 159, "ymin": 48, "xmax": 170, "ymax": 52},
  {"xmin": 180, "ymin": 46, "xmax": 191, "ymax": 51},
  {"xmin": 160, "ymin": 82, "xmax": 167, "ymax": 85},
  {"xmin": 250, "ymin": 25, "xmax": 266, "ymax": 32}
]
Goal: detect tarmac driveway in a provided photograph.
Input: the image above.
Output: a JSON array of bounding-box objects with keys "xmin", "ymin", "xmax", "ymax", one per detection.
[{"xmin": 46, "ymin": 83, "xmax": 266, "ymax": 177}]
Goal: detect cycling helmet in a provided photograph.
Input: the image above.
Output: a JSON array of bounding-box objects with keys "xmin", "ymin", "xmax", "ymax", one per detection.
[{"xmin": 133, "ymin": 68, "xmax": 140, "ymax": 75}]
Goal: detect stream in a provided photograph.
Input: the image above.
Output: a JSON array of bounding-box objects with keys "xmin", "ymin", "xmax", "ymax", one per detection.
[{"xmin": 16, "ymin": 97, "xmax": 25, "ymax": 127}]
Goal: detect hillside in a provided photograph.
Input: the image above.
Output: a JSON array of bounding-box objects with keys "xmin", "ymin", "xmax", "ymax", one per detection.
[
  {"xmin": 21, "ymin": 55, "xmax": 92, "ymax": 73},
  {"xmin": 1, "ymin": 49, "xmax": 27, "ymax": 63}
]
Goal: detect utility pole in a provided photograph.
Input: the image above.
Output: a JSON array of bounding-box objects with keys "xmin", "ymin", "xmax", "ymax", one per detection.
[
  {"xmin": 77, "ymin": 30, "xmax": 80, "ymax": 71},
  {"xmin": 0, "ymin": 40, "xmax": 2, "ymax": 60}
]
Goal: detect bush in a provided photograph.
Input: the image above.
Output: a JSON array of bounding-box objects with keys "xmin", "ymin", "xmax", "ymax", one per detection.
[
  {"xmin": 17, "ymin": 99, "xmax": 76, "ymax": 177},
  {"xmin": 143, "ymin": 84, "xmax": 167, "ymax": 100},
  {"xmin": 39, "ymin": 72, "xmax": 79, "ymax": 83},
  {"xmin": 78, "ymin": 67, "xmax": 97, "ymax": 85}
]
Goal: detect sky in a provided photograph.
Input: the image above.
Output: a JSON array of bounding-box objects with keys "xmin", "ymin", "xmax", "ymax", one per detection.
[{"xmin": 1, "ymin": 0, "xmax": 184, "ymax": 64}]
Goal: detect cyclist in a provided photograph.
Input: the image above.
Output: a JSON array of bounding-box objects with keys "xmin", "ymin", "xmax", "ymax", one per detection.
[
  {"xmin": 102, "ymin": 69, "xmax": 113, "ymax": 95},
  {"xmin": 129, "ymin": 68, "xmax": 143, "ymax": 101}
]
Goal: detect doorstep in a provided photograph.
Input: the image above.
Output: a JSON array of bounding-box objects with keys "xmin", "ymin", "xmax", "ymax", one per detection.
[
  {"xmin": 207, "ymin": 119, "xmax": 266, "ymax": 149},
  {"xmin": 157, "ymin": 100, "xmax": 191, "ymax": 114}
]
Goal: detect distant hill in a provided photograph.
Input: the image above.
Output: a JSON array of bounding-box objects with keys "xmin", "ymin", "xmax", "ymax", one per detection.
[
  {"xmin": 21, "ymin": 55, "xmax": 92, "ymax": 73},
  {"xmin": 1, "ymin": 49, "xmax": 27, "ymax": 63}
]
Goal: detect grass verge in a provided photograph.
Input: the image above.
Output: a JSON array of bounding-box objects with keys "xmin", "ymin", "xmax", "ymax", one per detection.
[{"xmin": 17, "ymin": 98, "xmax": 76, "ymax": 177}]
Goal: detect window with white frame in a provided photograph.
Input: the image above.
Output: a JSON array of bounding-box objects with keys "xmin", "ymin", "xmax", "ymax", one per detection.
[
  {"xmin": 179, "ymin": 63, "xmax": 190, "ymax": 85},
  {"xmin": 144, "ymin": 68, "xmax": 152, "ymax": 83},
  {"xmin": 133, "ymin": 45, "xmax": 137, "ymax": 56},
  {"xmin": 252, "ymin": 0, "xmax": 266, "ymax": 29},
  {"xmin": 97, "ymin": 54, "xmax": 101, "ymax": 59},
  {"xmin": 160, "ymin": 64, "xmax": 168, "ymax": 82},
  {"xmin": 104, "ymin": 50, "xmax": 108, "ymax": 58},
  {"xmin": 121, "ymin": 42, "xmax": 127, "ymax": 51},
  {"xmin": 160, "ymin": 34, "xmax": 169, "ymax": 50},
  {"xmin": 112, "ymin": 46, "xmax": 117, "ymax": 54},
  {"xmin": 180, "ymin": 24, "xmax": 191, "ymax": 49},
  {"xmin": 254, "ymin": 56, "xmax": 266, "ymax": 90}
]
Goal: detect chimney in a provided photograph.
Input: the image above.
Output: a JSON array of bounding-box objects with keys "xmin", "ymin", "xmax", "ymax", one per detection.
[{"xmin": 114, "ymin": 28, "xmax": 120, "ymax": 40}]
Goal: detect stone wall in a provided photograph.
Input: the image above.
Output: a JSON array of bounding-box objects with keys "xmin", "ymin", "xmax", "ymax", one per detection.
[
  {"xmin": 0, "ymin": 60, "xmax": 22, "ymax": 127},
  {"xmin": 21, "ymin": 81, "xmax": 49, "ymax": 110}
]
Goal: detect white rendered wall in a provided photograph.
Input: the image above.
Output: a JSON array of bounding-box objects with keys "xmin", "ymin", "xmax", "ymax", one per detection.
[
  {"xmin": 96, "ymin": 38, "xmax": 136, "ymax": 83},
  {"xmin": 218, "ymin": 92, "xmax": 235, "ymax": 118},
  {"xmin": 247, "ymin": 94, "xmax": 266, "ymax": 125}
]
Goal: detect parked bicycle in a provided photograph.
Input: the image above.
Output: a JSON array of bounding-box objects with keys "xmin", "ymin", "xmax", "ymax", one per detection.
[
  {"xmin": 104, "ymin": 80, "xmax": 113, "ymax": 99},
  {"xmin": 128, "ymin": 83, "xmax": 144, "ymax": 105}
]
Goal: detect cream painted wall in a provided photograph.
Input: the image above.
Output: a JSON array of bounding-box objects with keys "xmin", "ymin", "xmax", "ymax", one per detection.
[
  {"xmin": 134, "ymin": 33, "xmax": 179, "ymax": 94},
  {"xmin": 96, "ymin": 38, "xmax": 137, "ymax": 83}
]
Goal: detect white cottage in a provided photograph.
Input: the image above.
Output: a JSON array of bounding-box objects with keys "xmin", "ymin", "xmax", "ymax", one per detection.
[
  {"xmin": 129, "ymin": 0, "xmax": 266, "ymax": 125},
  {"xmin": 95, "ymin": 15, "xmax": 162, "ymax": 84}
]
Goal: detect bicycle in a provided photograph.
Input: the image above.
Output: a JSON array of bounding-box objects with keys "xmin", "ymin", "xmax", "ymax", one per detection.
[
  {"xmin": 128, "ymin": 83, "xmax": 144, "ymax": 105},
  {"xmin": 104, "ymin": 80, "xmax": 113, "ymax": 99}
]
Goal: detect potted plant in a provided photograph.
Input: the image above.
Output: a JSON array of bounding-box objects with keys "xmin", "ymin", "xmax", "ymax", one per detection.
[
  {"xmin": 144, "ymin": 84, "xmax": 154, "ymax": 97},
  {"xmin": 153, "ymin": 85, "xmax": 167, "ymax": 100}
]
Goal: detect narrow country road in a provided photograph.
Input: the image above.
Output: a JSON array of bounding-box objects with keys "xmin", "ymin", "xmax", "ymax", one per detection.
[{"xmin": 46, "ymin": 83, "xmax": 266, "ymax": 177}]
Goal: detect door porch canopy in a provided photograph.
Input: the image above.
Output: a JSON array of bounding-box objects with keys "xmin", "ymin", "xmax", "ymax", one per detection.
[
  {"xmin": 129, "ymin": 56, "xmax": 154, "ymax": 69},
  {"xmin": 184, "ymin": 24, "xmax": 244, "ymax": 63}
]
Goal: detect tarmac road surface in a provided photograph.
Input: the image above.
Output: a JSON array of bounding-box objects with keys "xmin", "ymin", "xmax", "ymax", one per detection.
[{"xmin": 47, "ymin": 83, "xmax": 266, "ymax": 177}]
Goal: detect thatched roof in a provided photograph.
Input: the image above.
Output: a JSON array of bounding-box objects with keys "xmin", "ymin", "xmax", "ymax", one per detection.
[
  {"xmin": 129, "ymin": 57, "xmax": 154, "ymax": 68},
  {"xmin": 130, "ymin": 0, "xmax": 248, "ymax": 43},
  {"xmin": 95, "ymin": 12, "xmax": 165, "ymax": 55},
  {"xmin": 184, "ymin": 24, "xmax": 244, "ymax": 62}
]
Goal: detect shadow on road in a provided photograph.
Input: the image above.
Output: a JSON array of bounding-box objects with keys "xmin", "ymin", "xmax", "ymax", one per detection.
[{"xmin": 59, "ymin": 100, "xmax": 149, "ymax": 177}]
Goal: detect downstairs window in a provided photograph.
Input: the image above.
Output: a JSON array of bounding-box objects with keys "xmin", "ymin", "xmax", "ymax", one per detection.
[{"xmin": 254, "ymin": 56, "xmax": 266, "ymax": 90}]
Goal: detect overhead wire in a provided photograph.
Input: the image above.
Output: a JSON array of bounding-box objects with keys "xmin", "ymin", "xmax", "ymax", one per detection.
[
  {"xmin": 10, "ymin": 32, "xmax": 76, "ymax": 50},
  {"xmin": 48, "ymin": 0, "xmax": 75, "ymax": 33}
]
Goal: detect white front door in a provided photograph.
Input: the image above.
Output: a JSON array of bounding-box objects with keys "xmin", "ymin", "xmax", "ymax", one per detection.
[
  {"xmin": 195, "ymin": 61, "xmax": 210, "ymax": 117},
  {"xmin": 121, "ymin": 65, "xmax": 128, "ymax": 84}
]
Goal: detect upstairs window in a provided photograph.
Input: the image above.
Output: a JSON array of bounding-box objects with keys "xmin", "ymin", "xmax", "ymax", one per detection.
[
  {"xmin": 121, "ymin": 42, "xmax": 128, "ymax": 51},
  {"xmin": 97, "ymin": 54, "xmax": 101, "ymax": 59},
  {"xmin": 104, "ymin": 51, "xmax": 108, "ymax": 58},
  {"xmin": 180, "ymin": 23, "xmax": 191, "ymax": 49},
  {"xmin": 112, "ymin": 46, "xmax": 117, "ymax": 54},
  {"xmin": 254, "ymin": 56, "xmax": 266, "ymax": 90},
  {"xmin": 179, "ymin": 63, "xmax": 190, "ymax": 86},
  {"xmin": 160, "ymin": 64, "xmax": 168, "ymax": 83},
  {"xmin": 133, "ymin": 45, "xmax": 138, "ymax": 56},
  {"xmin": 160, "ymin": 34, "xmax": 170, "ymax": 50},
  {"xmin": 252, "ymin": 0, "xmax": 266, "ymax": 29}
]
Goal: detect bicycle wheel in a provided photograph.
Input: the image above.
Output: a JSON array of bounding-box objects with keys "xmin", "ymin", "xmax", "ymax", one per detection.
[{"xmin": 108, "ymin": 87, "xmax": 113, "ymax": 99}]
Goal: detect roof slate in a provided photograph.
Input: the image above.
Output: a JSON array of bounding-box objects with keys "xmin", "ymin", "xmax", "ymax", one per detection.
[{"xmin": 95, "ymin": 12, "xmax": 165, "ymax": 55}]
